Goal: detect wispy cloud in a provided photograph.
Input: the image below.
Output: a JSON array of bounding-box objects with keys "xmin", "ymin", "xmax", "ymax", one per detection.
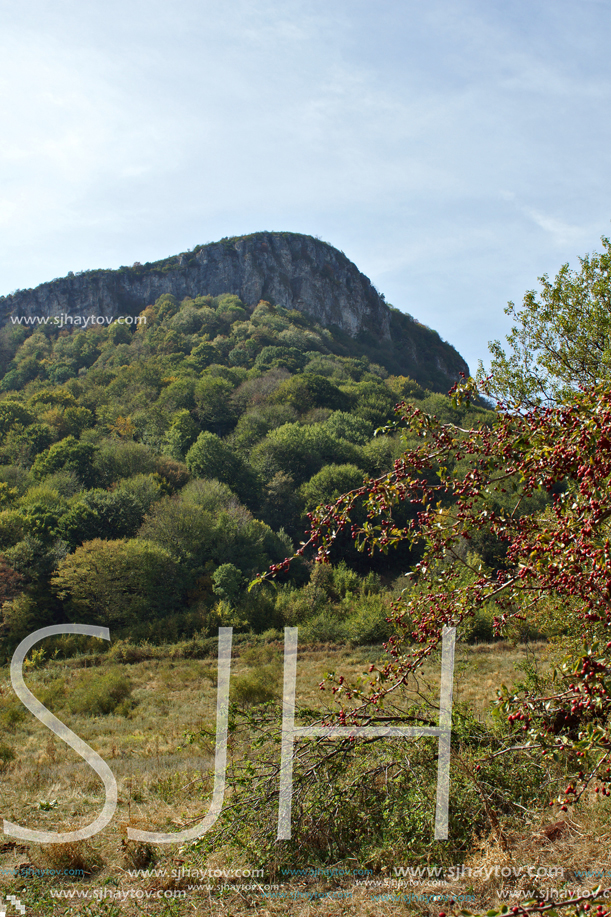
[
  {"xmin": 0, "ymin": 0, "xmax": 610, "ymax": 372},
  {"xmin": 521, "ymin": 208, "xmax": 591, "ymax": 249}
]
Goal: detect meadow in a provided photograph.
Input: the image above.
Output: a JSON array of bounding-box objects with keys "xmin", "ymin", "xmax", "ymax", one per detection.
[{"xmin": 0, "ymin": 636, "xmax": 606, "ymax": 916}]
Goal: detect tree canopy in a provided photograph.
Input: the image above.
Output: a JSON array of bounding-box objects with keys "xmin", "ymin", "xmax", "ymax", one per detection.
[
  {"xmin": 0, "ymin": 290, "xmax": 483, "ymax": 647},
  {"xmin": 483, "ymin": 235, "xmax": 611, "ymax": 406}
]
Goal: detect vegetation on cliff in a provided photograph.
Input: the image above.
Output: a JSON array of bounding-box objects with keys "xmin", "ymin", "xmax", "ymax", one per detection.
[
  {"xmin": 0, "ymin": 291, "xmax": 485, "ymax": 655},
  {"xmin": 0, "ymin": 231, "xmax": 469, "ymax": 390}
]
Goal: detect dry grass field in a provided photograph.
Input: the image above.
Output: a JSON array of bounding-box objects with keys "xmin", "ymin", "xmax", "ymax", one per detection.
[{"xmin": 0, "ymin": 638, "xmax": 608, "ymax": 916}]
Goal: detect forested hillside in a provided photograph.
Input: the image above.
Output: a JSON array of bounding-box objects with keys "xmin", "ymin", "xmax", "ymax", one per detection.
[
  {"xmin": 0, "ymin": 292, "xmax": 489, "ymax": 655},
  {"xmin": 0, "ymin": 231, "xmax": 469, "ymax": 392}
]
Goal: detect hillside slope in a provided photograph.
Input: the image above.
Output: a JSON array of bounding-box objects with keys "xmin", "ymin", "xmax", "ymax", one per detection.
[
  {"xmin": 0, "ymin": 287, "xmax": 489, "ymax": 650},
  {"xmin": 0, "ymin": 232, "xmax": 468, "ymax": 390}
]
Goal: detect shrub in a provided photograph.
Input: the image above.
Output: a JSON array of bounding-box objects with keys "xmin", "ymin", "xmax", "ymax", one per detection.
[
  {"xmin": 344, "ymin": 594, "xmax": 393, "ymax": 645},
  {"xmin": 0, "ymin": 742, "xmax": 15, "ymax": 771},
  {"xmin": 231, "ymin": 647, "xmax": 281, "ymax": 706},
  {"xmin": 0, "ymin": 696, "xmax": 26, "ymax": 729},
  {"xmin": 66, "ymin": 670, "xmax": 133, "ymax": 716},
  {"xmin": 42, "ymin": 841, "xmax": 104, "ymax": 875},
  {"xmin": 231, "ymin": 670, "xmax": 278, "ymax": 706},
  {"xmin": 298, "ymin": 612, "xmax": 348, "ymax": 644},
  {"xmin": 274, "ymin": 584, "xmax": 328, "ymax": 625}
]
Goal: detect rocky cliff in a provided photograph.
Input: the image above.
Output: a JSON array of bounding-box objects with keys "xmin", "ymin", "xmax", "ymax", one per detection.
[{"xmin": 0, "ymin": 231, "xmax": 468, "ymax": 387}]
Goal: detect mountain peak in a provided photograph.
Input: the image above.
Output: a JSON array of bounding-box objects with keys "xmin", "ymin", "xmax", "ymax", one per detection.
[
  {"xmin": 0, "ymin": 231, "xmax": 468, "ymax": 389},
  {"xmin": 2, "ymin": 231, "xmax": 390, "ymax": 340}
]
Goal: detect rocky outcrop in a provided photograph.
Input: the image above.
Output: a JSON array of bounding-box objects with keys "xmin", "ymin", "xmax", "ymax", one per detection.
[
  {"xmin": 1, "ymin": 232, "xmax": 391, "ymax": 339},
  {"xmin": 0, "ymin": 231, "xmax": 469, "ymax": 386}
]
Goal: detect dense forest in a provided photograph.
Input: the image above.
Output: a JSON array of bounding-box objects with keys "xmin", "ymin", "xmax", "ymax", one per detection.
[{"xmin": 0, "ymin": 292, "xmax": 489, "ymax": 655}]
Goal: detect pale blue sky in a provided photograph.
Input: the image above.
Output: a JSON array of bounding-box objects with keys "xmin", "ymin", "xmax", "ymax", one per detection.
[{"xmin": 1, "ymin": 0, "xmax": 610, "ymax": 374}]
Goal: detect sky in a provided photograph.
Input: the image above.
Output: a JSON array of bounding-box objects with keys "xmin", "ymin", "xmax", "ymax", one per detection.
[{"xmin": 1, "ymin": 0, "xmax": 610, "ymax": 375}]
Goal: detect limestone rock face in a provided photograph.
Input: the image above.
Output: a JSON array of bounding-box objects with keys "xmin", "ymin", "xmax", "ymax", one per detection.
[
  {"xmin": 0, "ymin": 232, "xmax": 391, "ymax": 340},
  {"xmin": 0, "ymin": 231, "xmax": 469, "ymax": 387}
]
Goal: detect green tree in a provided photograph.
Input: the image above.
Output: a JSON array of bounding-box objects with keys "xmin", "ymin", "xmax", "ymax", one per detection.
[
  {"xmin": 0, "ymin": 423, "xmax": 55, "ymax": 466},
  {"xmin": 0, "ymin": 324, "xmax": 27, "ymax": 376},
  {"xmin": 58, "ymin": 489, "xmax": 144, "ymax": 546},
  {"xmin": 156, "ymin": 378, "xmax": 196, "ymax": 414},
  {"xmin": 212, "ymin": 563, "xmax": 243, "ymax": 605},
  {"xmin": 52, "ymin": 538, "xmax": 182, "ymax": 626},
  {"xmin": 0, "ymin": 401, "xmax": 34, "ymax": 435},
  {"xmin": 230, "ymin": 404, "xmax": 297, "ymax": 452},
  {"xmin": 115, "ymin": 473, "xmax": 165, "ymax": 515},
  {"xmin": 187, "ymin": 340, "xmax": 218, "ymax": 371},
  {"xmin": 140, "ymin": 492, "xmax": 289, "ymax": 578},
  {"xmin": 300, "ymin": 463, "xmax": 365, "ymax": 512},
  {"xmin": 163, "ymin": 409, "xmax": 199, "ymax": 460},
  {"xmin": 251, "ymin": 422, "xmax": 359, "ymax": 485},
  {"xmin": 93, "ymin": 440, "xmax": 157, "ymax": 485},
  {"xmin": 483, "ymin": 235, "xmax": 611, "ymax": 406},
  {"xmin": 216, "ymin": 293, "xmax": 247, "ymax": 316},
  {"xmin": 18, "ymin": 485, "xmax": 68, "ymax": 542},
  {"xmin": 186, "ymin": 432, "xmax": 255, "ymax": 503},
  {"xmin": 139, "ymin": 498, "xmax": 217, "ymax": 567},
  {"xmin": 0, "ymin": 511, "xmax": 24, "ymax": 552},
  {"xmin": 3, "ymin": 535, "xmax": 68, "ymax": 583},
  {"xmin": 260, "ymin": 471, "xmax": 300, "ymax": 535},
  {"xmin": 322, "ymin": 411, "xmax": 372, "ymax": 444},
  {"xmin": 28, "ymin": 388, "xmax": 78, "ymax": 408},
  {"xmin": 343, "ymin": 380, "xmax": 396, "ymax": 427},
  {"xmin": 270, "ymin": 373, "xmax": 350, "ymax": 414},
  {"xmin": 31, "ymin": 437, "xmax": 98, "ymax": 486},
  {"xmin": 193, "ymin": 376, "xmax": 236, "ymax": 435},
  {"xmin": 0, "ymin": 557, "xmax": 23, "ymax": 605},
  {"xmin": 180, "ymin": 477, "xmax": 239, "ymax": 512}
]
